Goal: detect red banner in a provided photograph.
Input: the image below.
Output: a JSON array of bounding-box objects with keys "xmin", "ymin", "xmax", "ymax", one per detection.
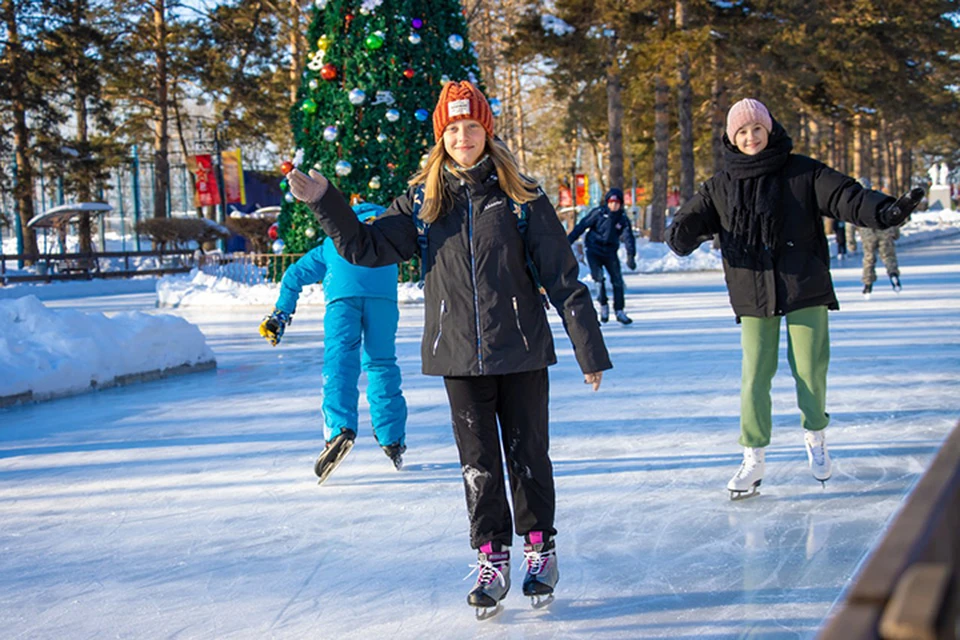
[
  {"xmin": 558, "ymin": 184, "xmax": 572, "ymax": 207},
  {"xmin": 575, "ymin": 174, "xmax": 589, "ymax": 206},
  {"xmin": 194, "ymin": 154, "xmax": 220, "ymax": 207}
]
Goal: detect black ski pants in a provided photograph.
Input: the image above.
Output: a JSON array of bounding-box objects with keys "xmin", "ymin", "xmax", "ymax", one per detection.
[
  {"xmin": 443, "ymin": 368, "xmax": 557, "ymax": 550},
  {"xmin": 586, "ymin": 250, "xmax": 625, "ymax": 311}
]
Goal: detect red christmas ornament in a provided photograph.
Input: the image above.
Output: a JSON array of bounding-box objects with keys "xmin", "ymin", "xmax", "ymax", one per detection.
[
  {"xmin": 345, "ymin": 13, "xmax": 353, "ymax": 28},
  {"xmin": 268, "ymin": 222, "xmax": 279, "ymax": 241},
  {"xmin": 386, "ymin": 162, "xmax": 397, "ymax": 171},
  {"xmin": 320, "ymin": 63, "xmax": 337, "ymax": 81},
  {"xmin": 280, "ymin": 160, "xmax": 294, "ymax": 174},
  {"xmin": 403, "ymin": 67, "xmax": 415, "ymax": 79}
]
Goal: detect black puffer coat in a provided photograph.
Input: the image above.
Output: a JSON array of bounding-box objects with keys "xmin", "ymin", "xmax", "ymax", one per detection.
[
  {"xmin": 567, "ymin": 188, "xmax": 637, "ymax": 259},
  {"xmin": 666, "ymin": 148, "xmax": 895, "ymax": 320},
  {"xmin": 308, "ymin": 161, "xmax": 612, "ymax": 377}
]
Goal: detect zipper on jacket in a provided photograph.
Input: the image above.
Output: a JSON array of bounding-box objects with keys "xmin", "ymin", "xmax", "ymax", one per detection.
[
  {"xmin": 466, "ymin": 186, "xmax": 484, "ymax": 373},
  {"xmin": 432, "ymin": 299, "xmax": 446, "ymax": 355},
  {"xmin": 512, "ymin": 297, "xmax": 530, "ymax": 352}
]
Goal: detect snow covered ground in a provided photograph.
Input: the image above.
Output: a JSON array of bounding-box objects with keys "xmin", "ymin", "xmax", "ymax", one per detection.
[{"xmin": 0, "ymin": 234, "xmax": 958, "ymax": 639}]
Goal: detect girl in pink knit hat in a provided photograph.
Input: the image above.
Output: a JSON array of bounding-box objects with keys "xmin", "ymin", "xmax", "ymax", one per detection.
[{"xmin": 665, "ymin": 98, "xmax": 924, "ymax": 500}]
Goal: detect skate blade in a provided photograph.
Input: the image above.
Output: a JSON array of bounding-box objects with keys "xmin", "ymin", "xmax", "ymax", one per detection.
[
  {"xmin": 474, "ymin": 604, "xmax": 503, "ymax": 620},
  {"xmin": 315, "ymin": 440, "xmax": 354, "ymax": 485},
  {"xmin": 728, "ymin": 488, "xmax": 760, "ymax": 501},
  {"xmin": 530, "ymin": 594, "xmax": 554, "ymax": 609}
]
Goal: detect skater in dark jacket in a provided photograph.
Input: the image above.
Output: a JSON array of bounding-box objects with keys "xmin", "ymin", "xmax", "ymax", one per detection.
[
  {"xmin": 286, "ymin": 81, "xmax": 611, "ymax": 612},
  {"xmin": 665, "ymin": 98, "xmax": 923, "ymax": 499},
  {"xmin": 567, "ymin": 188, "xmax": 637, "ymax": 324}
]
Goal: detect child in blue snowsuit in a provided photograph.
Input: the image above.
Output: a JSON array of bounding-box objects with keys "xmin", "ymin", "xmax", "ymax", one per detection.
[{"xmin": 259, "ymin": 202, "xmax": 408, "ymax": 474}]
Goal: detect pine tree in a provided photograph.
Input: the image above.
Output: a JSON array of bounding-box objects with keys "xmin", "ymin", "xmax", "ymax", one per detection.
[{"xmin": 277, "ymin": 0, "xmax": 483, "ymax": 264}]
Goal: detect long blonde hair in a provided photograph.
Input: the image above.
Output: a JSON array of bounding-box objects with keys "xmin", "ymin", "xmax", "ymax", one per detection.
[{"xmin": 409, "ymin": 136, "xmax": 540, "ymax": 224}]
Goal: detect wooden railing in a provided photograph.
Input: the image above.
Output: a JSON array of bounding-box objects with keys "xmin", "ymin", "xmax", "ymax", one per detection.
[{"xmin": 818, "ymin": 420, "xmax": 960, "ymax": 640}]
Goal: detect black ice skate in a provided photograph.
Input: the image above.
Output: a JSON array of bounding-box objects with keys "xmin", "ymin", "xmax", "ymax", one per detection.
[
  {"xmin": 862, "ymin": 283, "xmax": 873, "ymax": 299},
  {"xmin": 890, "ymin": 274, "xmax": 902, "ymax": 292},
  {"xmin": 381, "ymin": 443, "xmax": 406, "ymax": 471},
  {"xmin": 615, "ymin": 309, "xmax": 633, "ymax": 325},
  {"xmin": 314, "ymin": 430, "xmax": 356, "ymax": 485},
  {"xmin": 467, "ymin": 542, "xmax": 510, "ymax": 620},
  {"xmin": 599, "ymin": 304, "xmax": 610, "ymax": 323},
  {"xmin": 522, "ymin": 531, "xmax": 559, "ymax": 608}
]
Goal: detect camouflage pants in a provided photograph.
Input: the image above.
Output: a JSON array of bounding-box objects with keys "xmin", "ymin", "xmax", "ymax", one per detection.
[
  {"xmin": 860, "ymin": 227, "xmax": 900, "ymax": 285},
  {"xmin": 845, "ymin": 224, "xmax": 857, "ymax": 253}
]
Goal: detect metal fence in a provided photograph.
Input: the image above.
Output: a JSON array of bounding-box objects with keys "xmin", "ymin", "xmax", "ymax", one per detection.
[{"xmin": 0, "ymin": 149, "xmax": 224, "ymax": 255}]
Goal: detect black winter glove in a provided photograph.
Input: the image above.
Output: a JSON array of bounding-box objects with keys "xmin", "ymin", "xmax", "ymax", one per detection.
[
  {"xmin": 626, "ymin": 256, "xmax": 637, "ymax": 271},
  {"xmin": 259, "ymin": 309, "xmax": 293, "ymax": 346},
  {"xmin": 878, "ymin": 188, "xmax": 924, "ymax": 228}
]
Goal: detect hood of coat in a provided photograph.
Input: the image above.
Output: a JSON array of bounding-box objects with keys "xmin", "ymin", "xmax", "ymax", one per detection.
[{"xmin": 603, "ymin": 188, "xmax": 624, "ymax": 205}]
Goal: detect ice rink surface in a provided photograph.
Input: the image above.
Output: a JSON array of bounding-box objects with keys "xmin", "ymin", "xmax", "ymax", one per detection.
[{"xmin": 2, "ymin": 237, "xmax": 958, "ymax": 639}]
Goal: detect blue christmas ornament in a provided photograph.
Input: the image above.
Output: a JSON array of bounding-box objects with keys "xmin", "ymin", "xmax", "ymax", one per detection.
[
  {"xmin": 489, "ymin": 98, "xmax": 503, "ymax": 117},
  {"xmin": 385, "ymin": 109, "xmax": 400, "ymax": 122},
  {"xmin": 323, "ymin": 125, "xmax": 339, "ymax": 141},
  {"xmin": 348, "ymin": 88, "xmax": 367, "ymax": 105},
  {"xmin": 335, "ymin": 160, "xmax": 353, "ymax": 176},
  {"xmin": 414, "ymin": 109, "xmax": 429, "ymax": 122}
]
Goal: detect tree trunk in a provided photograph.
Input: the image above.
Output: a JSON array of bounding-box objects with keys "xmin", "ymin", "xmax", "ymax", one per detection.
[
  {"xmin": 152, "ymin": 0, "xmax": 170, "ymax": 219},
  {"xmin": 72, "ymin": 2, "xmax": 94, "ymax": 254},
  {"xmin": 710, "ymin": 40, "xmax": 726, "ymax": 174},
  {"xmin": 3, "ymin": 0, "xmax": 38, "ymax": 259},
  {"xmin": 650, "ymin": 73, "xmax": 669, "ymax": 243},
  {"xmin": 288, "ymin": 0, "xmax": 301, "ymax": 105},
  {"xmin": 852, "ymin": 114, "xmax": 863, "ymax": 180},
  {"xmin": 606, "ymin": 31, "xmax": 624, "ymax": 190},
  {"xmin": 675, "ymin": 0, "xmax": 693, "ymax": 203},
  {"xmin": 871, "ymin": 127, "xmax": 883, "ymax": 190},
  {"xmin": 509, "ymin": 65, "xmax": 527, "ymax": 172}
]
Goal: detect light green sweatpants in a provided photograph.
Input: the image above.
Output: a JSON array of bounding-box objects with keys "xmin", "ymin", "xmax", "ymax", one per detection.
[{"xmin": 739, "ymin": 305, "xmax": 830, "ymax": 448}]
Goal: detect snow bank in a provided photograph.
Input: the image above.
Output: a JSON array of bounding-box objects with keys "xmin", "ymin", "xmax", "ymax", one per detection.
[
  {"xmin": 0, "ymin": 295, "xmax": 215, "ymax": 406},
  {"xmin": 156, "ymin": 268, "xmax": 425, "ymax": 308}
]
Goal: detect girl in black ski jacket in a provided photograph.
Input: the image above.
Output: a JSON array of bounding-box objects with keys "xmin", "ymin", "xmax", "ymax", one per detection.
[
  {"xmin": 287, "ymin": 81, "xmax": 611, "ymax": 610},
  {"xmin": 665, "ymin": 98, "xmax": 922, "ymax": 499}
]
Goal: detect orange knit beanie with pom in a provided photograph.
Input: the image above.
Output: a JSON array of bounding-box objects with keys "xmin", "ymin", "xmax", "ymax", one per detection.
[{"xmin": 432, "ymin": 81, "xmax": 494, "ymax": 142}]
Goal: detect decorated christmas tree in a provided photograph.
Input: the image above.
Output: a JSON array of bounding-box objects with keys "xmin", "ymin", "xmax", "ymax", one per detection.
[{"xmin": 276, "ymin": 0, "xmax": 491, "ymax": 275}]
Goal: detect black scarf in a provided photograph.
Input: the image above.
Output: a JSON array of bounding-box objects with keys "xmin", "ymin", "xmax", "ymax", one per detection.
[{"xmin": 722, "ymin": 121, "xmax": 793, "ymax": 253}]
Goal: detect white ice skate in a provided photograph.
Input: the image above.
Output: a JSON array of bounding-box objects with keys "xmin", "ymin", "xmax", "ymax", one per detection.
[
  {"xmin": 804, "ymin": 429, "xmax": 832, "ymax": 486},
  {"xmin": 727, "ymin": 447, "xmax": 765, "ymax": 500}
]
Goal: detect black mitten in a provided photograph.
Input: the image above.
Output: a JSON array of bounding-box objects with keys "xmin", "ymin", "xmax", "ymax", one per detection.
[{"xmin": 879, "ymin": 188, "xmax": 924, "ymax": 228}]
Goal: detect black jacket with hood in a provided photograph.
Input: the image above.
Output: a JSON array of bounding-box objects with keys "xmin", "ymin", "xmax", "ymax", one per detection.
[
  {"xmin": 665, "ymin": 121, "xmax": 896, "ymax": 320},
  {"xmin": 567, "ymin": 188, "xmax": 637, "ymax": 259},
  {"xmin": 307, "ymin": 159, "xmax": 612, "ymax": 377}
]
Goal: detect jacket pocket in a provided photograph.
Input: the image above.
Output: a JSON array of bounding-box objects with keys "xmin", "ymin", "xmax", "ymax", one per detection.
[
  {"xmin": 512, "ymin": 297, "xmax": 530, "ymax": 352},
  {"xmin": 432, "ymin": 299, "xmax": 446, "ymax": 356}
]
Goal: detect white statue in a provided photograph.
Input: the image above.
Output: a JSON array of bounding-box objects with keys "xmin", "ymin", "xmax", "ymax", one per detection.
[{"xmin": 939, "ymin": 162, "xmax": 950, "ymax": 186}]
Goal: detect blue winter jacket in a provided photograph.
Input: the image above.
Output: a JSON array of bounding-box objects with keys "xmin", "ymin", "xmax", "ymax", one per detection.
[
  {"xmin": 567, "ymin": 188, "xmax": 637, "ymax": 259},
  {"xmin": 275, "ymin": 203, "xmax": 398, "ymax": 313}
]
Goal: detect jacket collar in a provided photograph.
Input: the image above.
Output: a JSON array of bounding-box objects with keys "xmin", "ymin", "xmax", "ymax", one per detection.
[{"xmin": 443, "ymin": 155, "xmax": 497, "ymax": 195}]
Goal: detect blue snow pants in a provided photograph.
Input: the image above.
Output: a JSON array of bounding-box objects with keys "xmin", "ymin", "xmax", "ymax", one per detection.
[{"xmin": 322, "ymin": 297, "xmax": 407, "ymax": 446}]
